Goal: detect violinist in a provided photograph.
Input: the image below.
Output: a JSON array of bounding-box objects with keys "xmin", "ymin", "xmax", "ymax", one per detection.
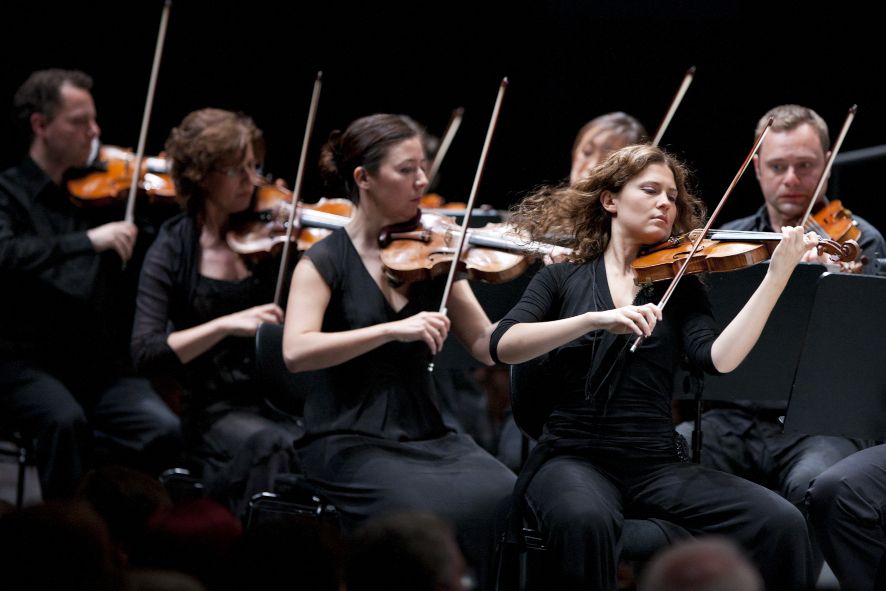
[
  {"xmin": 675, "ymin": 104, "xmax": 886, "ymax": 554},
  {"xmin": 497, "ymin": 112, "xmax": 651, "ymax": 471},
  {"xmin": 0, "ymin": 69, "xmax": 182, "ymax": 499},
  {"xmin": 569, "ymin": 111, "xmax": 648, "ymax": 184},
  {"xmin": 282, "ymin": 114, "xmax": 515, "ymax": 590},
  {"xmin": 491, "ymin": 144, "xmax": 815, "ymax": 590},
  {"xmin": 131, "ymin": 108, "xmax": 302, "ymax": 513}
]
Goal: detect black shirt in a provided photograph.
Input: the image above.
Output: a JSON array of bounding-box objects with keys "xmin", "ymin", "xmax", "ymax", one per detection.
[
  {"xmin": 0, "ymin": 157, "xmax": 126, "ymax": 374},
  {"xmin": 131, "ymin": 212, "xmax": 284, "ymax": 408},
  {"xmin": 491, "ymin": 258, "xmax": 720, "ymax": 458}
]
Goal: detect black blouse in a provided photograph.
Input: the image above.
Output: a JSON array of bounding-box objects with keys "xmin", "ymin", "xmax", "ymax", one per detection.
[
  {"xmin": 491, "ymin": 257, "xmax": 721, "ymax": 457},
  {"xmin": 131, "ymin": 213, "xmax": 281, "ymax": 407},
  {"xmin": 301, "ymin": 227, "xmax": 452, "ymax": 441}
]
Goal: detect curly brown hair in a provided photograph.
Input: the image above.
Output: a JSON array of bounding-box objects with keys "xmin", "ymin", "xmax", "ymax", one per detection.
[
  {"xmin": 509, "ymin": 144, "xmax": 705, "ymax": 263},
  {"xmin": 164, "ymin": 108, "xmax": 265, "ymax": 215}
]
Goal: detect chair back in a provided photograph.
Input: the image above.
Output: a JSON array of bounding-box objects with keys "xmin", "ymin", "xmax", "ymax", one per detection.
[
  {"xmin": 255, "ymin": 322, "xmax": 322, "ymax": 419},
  {"xmin": 509, "ymin": 355, "xmax": 557, "ymax": 441}
]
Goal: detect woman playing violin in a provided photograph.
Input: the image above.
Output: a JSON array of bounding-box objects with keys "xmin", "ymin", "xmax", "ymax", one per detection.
[
  {"xmin": 131, "ymin": 108, "xmax": 302, "ymax": 513},
  {"xmin": 491, "ymin": 144, "xmax": 816, "ymax": 590},
  {"xmin": 569, "ymin": 111, "xmax": 648, "ymax": 184},
  {"xmin": 282, "ymin": 113, "xmax": 515, "ymax": 590}
]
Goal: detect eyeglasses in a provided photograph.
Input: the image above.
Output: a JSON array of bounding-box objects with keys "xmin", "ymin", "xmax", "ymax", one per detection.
[{"xmin": 213, "ymin": 161, "xmax": 261, "ymax": 179}]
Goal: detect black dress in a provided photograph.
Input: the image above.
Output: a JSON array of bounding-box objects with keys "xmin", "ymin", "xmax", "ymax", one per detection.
[
  {"xmin": 297, "ymin": 228, "xmax": 516, "ymax": 588},
  {"xmin": 490, "ymin": 257, "xmax": 815, "ymax": 591},
  {"xmin": 132, "ymin": 213, "xmax": 302, "ymax": 513}
]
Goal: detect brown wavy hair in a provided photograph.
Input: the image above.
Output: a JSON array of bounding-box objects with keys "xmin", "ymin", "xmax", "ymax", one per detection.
[
  {"xmin": 164, "ymin": 108, "xmax": 265, "ymax": 215},
  {"xmin": 509, "ymin": 144, "xmax": 705, "ymax": 263}
]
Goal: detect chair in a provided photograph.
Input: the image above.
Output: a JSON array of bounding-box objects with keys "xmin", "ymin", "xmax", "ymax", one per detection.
[
  {"xmin": 158, "ymin": 467, "xmax": 205, "ymax": 503},
  {"xmin": 256, "ymin": 322, "xmax": 324, "ymax": 420},
  {"xmin": 245, "ymin": 473, "xmax": 339, "ymax": 532},
  {"xmin": 247, "ymin": 324, "xmax": 339, "ymax": 530},
  {"xmin": 0, "ymin": 429, "xmax": 35, "ymax": 509},
  {"xmin": 500, "ymin": 356, "xmax": 690, "ymax": 590}
]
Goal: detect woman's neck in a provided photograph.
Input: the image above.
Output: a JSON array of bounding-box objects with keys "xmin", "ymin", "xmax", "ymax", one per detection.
[
  {"xmin": 200, "ymin": 200, "xmax": 230, "ymax": 245},
  {"xmin": 604, "ymin": 229, "xmax": 642, "ymax": 276}
]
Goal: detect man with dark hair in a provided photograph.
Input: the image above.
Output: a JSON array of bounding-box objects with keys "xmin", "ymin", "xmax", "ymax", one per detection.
[{"xmin": 0, "ymin": 69, "xmax": 181, "ymax": 499}]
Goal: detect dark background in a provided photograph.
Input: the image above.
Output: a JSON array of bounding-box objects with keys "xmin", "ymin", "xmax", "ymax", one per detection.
[{"xmin": 3, "ymin": 0, "xmax": 885, "ymax": 230}]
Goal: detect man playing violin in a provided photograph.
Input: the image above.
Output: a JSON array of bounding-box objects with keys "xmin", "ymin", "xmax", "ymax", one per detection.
[
  {"xmin": 740, "ymin": 104, "xmax": 885, "ymax": 269},
  {"xmin": 677, "ymin": 103, "xmax": 886, "ymax": 572},
  {"xmin": 0, "ymin": 69, "xmax": 181, "ymax": 499}
]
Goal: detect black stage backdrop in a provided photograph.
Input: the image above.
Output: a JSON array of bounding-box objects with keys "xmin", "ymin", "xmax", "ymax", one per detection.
[{"xmin": 2, "ymin": 1, "xmax": 885, "ymax": 231}]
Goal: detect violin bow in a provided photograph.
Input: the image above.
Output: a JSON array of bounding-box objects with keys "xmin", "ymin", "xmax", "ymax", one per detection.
[
  {"xmin": 629, "ymin": 117, "xmax": 774, "ymax": 353},
  {"xmin": 651, "ymin": 66, "xmax": 696, "ymax": 147},
  {"xmin": 429, "ymin": 78, "xmax": 508, "ymax": 372},
  {"xmin": 800, "ymin": 104, "xmax": 857, "ymax": 229},
  {"xmin": 427, "ymin": 107, "xmax": 464, "ymax": 190},
  {"xmin": 123, "ymin": 0, "xmax": 171, "ymax": 227},
  {"xmin": 273, "ymin": 71, "xmax": 323, "ymax": 307}
]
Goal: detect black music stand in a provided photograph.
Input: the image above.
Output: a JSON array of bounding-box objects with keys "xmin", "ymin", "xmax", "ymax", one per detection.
[
  {"xmin": 673, "ymin": 262, "xmax": 827, "ymax": 403},
  {"xmin": 783, "ymin": 273, "xmax": 886, "ymax": 440},
  {"xmin": 672, "ymin": 262, "xmax": 827, "ymax": 461}
]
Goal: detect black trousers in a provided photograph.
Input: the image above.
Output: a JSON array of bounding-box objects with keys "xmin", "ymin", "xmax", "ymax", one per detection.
[
  {"xmin": 677, "ymin": 408, "xmax": 866, "ymax": 510},
  {"xmin": 0, "ymin": 357, "xmax": 182, "ymax": 499},
  {"xmin": 525, "ymin": 453, "xmax": 815, "ymax": 591},
  {"xmin": 807, "ymin": 444, "xmax": 886, "ymax": 591}
]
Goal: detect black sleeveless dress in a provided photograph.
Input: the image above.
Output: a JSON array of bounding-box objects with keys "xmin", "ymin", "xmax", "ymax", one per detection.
[{"xmin": 297, "ymin": 228, "xmax": 515, "ymax": 587}]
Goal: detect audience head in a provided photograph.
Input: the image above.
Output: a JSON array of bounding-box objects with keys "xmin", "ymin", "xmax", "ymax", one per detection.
[
  {"xmin": 76, "ymin": 464, "xmax": 172, "ymax": 562},
  {"xmin": 640, "ymin": 536, "xmax": 763, "ymax": 591},
  {"xmin": 230, "ymin": 515, "xmax": 342, "ymax": 591},
  {"xmin": 344, "ymin": 511, "xmax": 467, "ymax": 591},
  {"xmin": 0, "ymin": 499, "xmax": 123, "ymax": 590},
  {"xmin": 134, "ymin": 498, "xmax": 243, "ymax": 589}
]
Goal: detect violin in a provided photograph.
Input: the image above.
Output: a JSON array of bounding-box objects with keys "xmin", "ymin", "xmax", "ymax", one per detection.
[
  {"xmin": 378, "ymin": 211, "xmax": 570, "ymax": 285},
  {"xmin": 226, "ymin": 182, "xmax": 353, "ymax": 257},
  {"xmin": 67, "ymin": 144, "xmax": 175, "ymax": 206},
  {"xmin": 808, "ymin": 200, "xmax": 861, "ymax": 244},
  {"xmin": 632, "ymin": 229, "xmax": 861, "ymax": 285}
]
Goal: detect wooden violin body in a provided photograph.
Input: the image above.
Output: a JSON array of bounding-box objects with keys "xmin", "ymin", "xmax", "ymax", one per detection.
[
  {"xmin": 632, "ymin": 229, "xmax": 861, "ymax": 285},
  {"xmin": 810, "ymin": 200, "xmax": 861, "ymax": 244},
  {"xmin": 226, "ymin": 185, "xmax": 353, "ymax": 258},
  {"xmin": 378, "ymin": 212, "xmax": 570, "ymax": 285},
  {"xmin": 67, "ymin": 145, "xmax": 175, "ymax": 206}
]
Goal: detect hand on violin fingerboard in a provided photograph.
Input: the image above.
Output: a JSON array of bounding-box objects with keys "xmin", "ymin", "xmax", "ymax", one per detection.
[{"xmin": 768, "ymin": 227, "xmax": 819, "ymax": 280}]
